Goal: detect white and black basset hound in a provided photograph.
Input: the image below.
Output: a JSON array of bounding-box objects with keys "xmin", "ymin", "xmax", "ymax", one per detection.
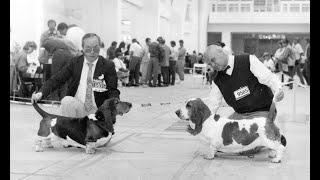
[
  {"xmin": 33, "ymin": 98, "xmax": 132, "ymax": 154},
  {"xmin": 175, "ymin": 98, "xmax": 286, "ymax": 163}
]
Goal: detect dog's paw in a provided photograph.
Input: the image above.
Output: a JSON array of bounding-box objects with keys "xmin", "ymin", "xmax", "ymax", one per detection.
[
  {"xmin": 35, "ymin": 145, "xmax": 43, "ymax": 152},
  {"xmin": 85, "ymin": 147, "xmax": 96, "ymax": 154},
  {"xmin": 85, "ymin": 143, "xmax": 96, "ymax": 154},
  {"xmin": 43, "ymin": 143, "xmax": 54, "ymax": 148},
  {"xmin": 270, "ymin": 158, "xmax": 281, "ymax": 163},
  {"xmin": 268, "ymin": 150, "xmax": 277, "ymax": 158},
  {"xmin": 202, "ymin": 154, "xmax": 215, "ymax": 160}
]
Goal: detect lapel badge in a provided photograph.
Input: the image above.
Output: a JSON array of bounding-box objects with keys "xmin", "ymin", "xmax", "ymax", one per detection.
[{"xmin": 98, "ymin": 74, "xmax": 104, "ymax": 80}]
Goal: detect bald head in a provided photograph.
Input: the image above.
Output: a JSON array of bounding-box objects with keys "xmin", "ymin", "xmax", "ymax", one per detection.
[{"xmin": 203, "ymin": 44, "xmax": 229, "ymax": 71}]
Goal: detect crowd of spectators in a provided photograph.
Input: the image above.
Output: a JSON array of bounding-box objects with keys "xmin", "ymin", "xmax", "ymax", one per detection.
[{"xmin": 10, "ymin": 18, "xmax": 310, "ymax": 102}]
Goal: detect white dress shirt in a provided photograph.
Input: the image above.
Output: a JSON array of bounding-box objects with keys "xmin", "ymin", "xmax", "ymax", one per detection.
[
  {"xmin": 170, "ymin": 46, "xmax": 178, "ymax": 61},
  {"xmin": 292, "ymin": 43, "xmax": 304, "ymax": 60},
  {"xmin": 264, "ymin": 59, "xmax": 275, "ymax": 72},
  {"xmin": 130, "ymin": 42, "xmax": 143, "ymax": 57},
  {"xmin": 113, "ymin": 58, "xmax": 127, "ymax": 72},
  {"xmin": 75, "ymin": 57, "xmax": 98, "ymax": 109},
  {"xmin": 208, "ymin": 55, "xmax": 282, "ymax": 114}
]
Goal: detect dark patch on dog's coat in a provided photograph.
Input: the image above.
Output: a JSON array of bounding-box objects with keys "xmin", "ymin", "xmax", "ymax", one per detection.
[
  {"xmin": 214, "ymin": 114, "xmax": 220, "ymax": 121},
  {"xmin": 264, "ymin": 121, "xmax": 280, "ymax": 141},
  {"xmin": 222, "ymin": 122, "xmax": 259, "ymax": 146}
]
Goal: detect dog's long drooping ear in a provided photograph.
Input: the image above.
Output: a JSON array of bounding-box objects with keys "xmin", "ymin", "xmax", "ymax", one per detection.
[
  {"xmin": 98, "ymin": 98, "xmax": 118, "ymax": 124},
  {"xmin": 188, "ymin": 98, "xmax": 211, "ymax": 136}
]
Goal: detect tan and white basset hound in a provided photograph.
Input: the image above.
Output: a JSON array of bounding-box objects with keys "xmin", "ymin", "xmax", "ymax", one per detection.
[{"xmin": 175, "ymin": 98, "xmax": 286, "ymax": 163}]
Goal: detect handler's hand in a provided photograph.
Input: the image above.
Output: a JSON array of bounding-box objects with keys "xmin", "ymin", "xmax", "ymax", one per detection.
[
  {"xmin": 31, "ymin": 92, "xmax": 43, "ymax": 103},
  {"xmin": 274, "ymin": 89, "xmax": 284, "ymax": 102}
]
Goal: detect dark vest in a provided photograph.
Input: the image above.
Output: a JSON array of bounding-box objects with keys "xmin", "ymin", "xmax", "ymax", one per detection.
[{"xmin": 213, "ymin": 54, "xmax": 273, "ymax": 114}]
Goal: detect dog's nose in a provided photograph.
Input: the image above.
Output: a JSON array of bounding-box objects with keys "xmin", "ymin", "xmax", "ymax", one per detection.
[
  {"xmin": 175, "ymin": 110, "xmax": 181, "ymax": 116},
  {"xmin": 128, "ymin": 103, "xmax": 132, "ymax": 108}
]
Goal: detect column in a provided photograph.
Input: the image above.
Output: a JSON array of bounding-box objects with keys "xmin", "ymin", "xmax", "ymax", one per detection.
[
  {"xmin": 99, "ymin": 0, "xmax": 121, "ymax": 45},
  {"xmin": 198, "ymin": 0, "xmax": 209, "ymax": 53}
]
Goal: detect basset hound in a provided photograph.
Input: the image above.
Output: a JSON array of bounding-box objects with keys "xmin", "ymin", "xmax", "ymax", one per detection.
[
  {"xmin": 33, "ymin": 98, "xmax": 132, "ymax": 154},
  {"xmin": 175, "ymin": 98, "xmax": 286, "ymax": 163}
]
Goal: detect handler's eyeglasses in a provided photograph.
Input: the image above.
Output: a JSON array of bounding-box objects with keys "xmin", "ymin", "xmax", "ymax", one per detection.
[{"xmin": 83, "ymin": 46, "xmax": 100, "ymax": 53}]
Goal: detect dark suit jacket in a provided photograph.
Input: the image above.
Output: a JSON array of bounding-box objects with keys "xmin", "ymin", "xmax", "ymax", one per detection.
[{"xmin": 40, "ymin": 55, "xmax": 120, "ymax": 107}]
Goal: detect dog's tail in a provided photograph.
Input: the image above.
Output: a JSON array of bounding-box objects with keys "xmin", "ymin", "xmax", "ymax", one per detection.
[
  {"xmin": 267, "ymin": 102, "xmax": 277, "ymax": 123},
  {"xmin": 33, "ymin": 102, "xmax": 51, "ymax": 118}
]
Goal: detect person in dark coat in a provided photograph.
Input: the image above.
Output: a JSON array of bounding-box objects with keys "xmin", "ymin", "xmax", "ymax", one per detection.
[
  {"xmin": 41, "ymin": 37, "xmax": 78, "ymax": 101},
  {"xmin": 32, "ymin": 33, "xmax": 120, "ymax": 117}
]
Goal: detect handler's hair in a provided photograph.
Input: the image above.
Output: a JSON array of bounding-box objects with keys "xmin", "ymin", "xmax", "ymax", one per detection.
[
  {"xmin": 47, "ymin": 19, "xmax": 56, "ymax": 27},
  {"xmin": 23, "ymin": 41, "xmax": 37, "ymax": 51},
  {"xmin": 81, "ymin": 33, "xmax": 101, "ymax": 48},
  {"xmin": 170, "ymin": 41, "xmax": 176, "ymax": 46}
]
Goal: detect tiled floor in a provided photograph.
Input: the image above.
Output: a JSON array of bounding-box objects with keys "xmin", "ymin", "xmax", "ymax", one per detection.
[{"xmin": 10, "ymin": 74, "xmax": 310, "ymax": 180}]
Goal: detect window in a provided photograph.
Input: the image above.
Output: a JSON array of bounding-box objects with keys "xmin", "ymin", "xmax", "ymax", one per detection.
[
  {"xmin": 289, "ymin": 3, "xmax": 300, "ymax": 12},
  {"xmin": 273, "ymin": 0, "xmax": 280, "ymax": 11},
  {"xmin": 282, "ymin": 4, "xmax": 288, "ymax": 12},
  {"xmin": 301, "ymin": 4, "xmax": 309, "ymax": 12},
  {"xmin": 217, "ymin": 4, "xmax": 227, "ymax": 12},
  {"xmin": 254, "ymin": 0, "xmax": 266, "ymax": 12},
  {"xmin": 212, "ymin": 4, "xmax": 216, "ymax": 12},
  {"xmin": 229, "ymin": 4, "xmax": 239, "ymax": 12},
  {"xmin": 241, "ymin": 4, "xmax": 251, "ymax": 12}
]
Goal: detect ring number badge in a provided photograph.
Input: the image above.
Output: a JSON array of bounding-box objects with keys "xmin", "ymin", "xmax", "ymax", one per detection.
[{"xmin": 234, "ymin": 86, "xmax": 250, "ymax": 101}]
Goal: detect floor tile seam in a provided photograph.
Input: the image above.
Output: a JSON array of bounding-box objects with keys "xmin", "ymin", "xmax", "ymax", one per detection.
[{"xmin": 18, "ymin": 153, "xmax": 85, "ymax": 180}]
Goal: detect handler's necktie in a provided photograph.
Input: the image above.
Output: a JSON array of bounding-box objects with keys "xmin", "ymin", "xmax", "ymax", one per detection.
[
  {"xmin": 84, "ymin": 63, "xmax": 94, "ymax": 112},
  {"xmin": 222, "ymin": 65, "xmax": 230, "ymax": 74}
]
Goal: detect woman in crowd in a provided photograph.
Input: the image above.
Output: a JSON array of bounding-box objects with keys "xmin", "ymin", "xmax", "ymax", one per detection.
[
  {"xmin": 113, "ymin": 52, "xmax": 130, "ymax": 86},
  {"xmin": 262, "ymin": 52, "xmax": 275, "ymax": 72},
  {"xmin": 274, "ymin": 40, "xmax": 285, "ymax": 81},
  {"xmin": 14, "ymin": 41, "xmax": 42, "ymax": 97}
]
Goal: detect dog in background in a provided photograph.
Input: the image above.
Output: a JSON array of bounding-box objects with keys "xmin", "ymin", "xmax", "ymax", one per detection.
[
  {"xmin": 175, "ymin": 98, "xmax": 286, "ymax": 163},
  {"xmin": 33, "ymin": 97, "xmax": 132, "ymax": 154}
]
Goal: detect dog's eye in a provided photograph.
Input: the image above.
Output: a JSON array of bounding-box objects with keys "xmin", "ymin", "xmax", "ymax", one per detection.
[{"xmin": 186, "ymin": 102, "xmax": 191, "ymax": 108}]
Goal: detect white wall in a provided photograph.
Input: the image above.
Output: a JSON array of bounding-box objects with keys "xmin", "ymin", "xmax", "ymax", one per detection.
[
  {"xmin": 122, "ymin": 0, "xmax": 160, "ymax": 43},
  {"xmin": 10, "ymin": 0, "xmax": 204, "ymax": 52},
  {"xmin": 10, "ymin": 0, "xmax": 44, "ymax": 47}
]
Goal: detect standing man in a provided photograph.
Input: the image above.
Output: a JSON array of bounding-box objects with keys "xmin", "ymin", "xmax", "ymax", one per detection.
[
  {"xmin": 176, "ymin": 40, "xmax": 186, "ymax": 84},
  {"xmin": 40, "ymin": 37, "xmax": 78, "ymax": 101},
  {"xmin": 292, "ymin": 37, "xmax": 306, "ymax": 87},
  {"xmin": 39, "ymin": 19, "xmax": 58, "ymax": 82},
  {"xmin": 279, "ymin": 39, "xmax": 295, "ymax": 89},
  {"xmin": 107, "ymin": 41, "xmax": 118, "ymax": 60},
  {"xmin": 140, "ymin": 38, "xmax": 151, "ymax": 85},
  {"xmin": 57, "ymin": 22, "xmax": 68, "ymax": 37},
  {"xmin": 40, "ymin": 19, "xmax": 58, "ymax": 47},
  {"xmin": 32, "ymin": 33, "xmax": 120, "ymax": 118},
  {"xmin": 302, "ymin": 38, "xmax": 310, "ymax": 86},
  {"xmin": 190, "ymin": 50, "xmax": 197, "ymax": 68},
  {"xmin": 128, "ymin": 39, "xmax": 143, "ymax": 86},
  {"xmin": 158, "ymin": 37, "xmax": 170, "ymax": 86},
  {"xmin": 169, "ymin": 41, "xmax": 178, "ymax": 85},
  {"xmin": 203, "ymin": 44, "xmax": 284, "ymax": 121},
  {"xmin": 147, "ymin": 39, "xmax": 165, "ymax": 87}
]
